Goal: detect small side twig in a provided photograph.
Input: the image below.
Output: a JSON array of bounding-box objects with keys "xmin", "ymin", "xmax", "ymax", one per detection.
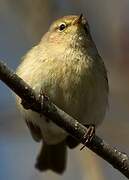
[{"xmin": 0, "ymin": 60, "xmax": 129, "ymax": 179}]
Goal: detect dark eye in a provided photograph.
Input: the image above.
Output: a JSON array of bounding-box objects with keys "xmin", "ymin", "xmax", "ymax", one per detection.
[{"xmin": 58, "ymin": 23, "xmax": 66, "ymax": 31}]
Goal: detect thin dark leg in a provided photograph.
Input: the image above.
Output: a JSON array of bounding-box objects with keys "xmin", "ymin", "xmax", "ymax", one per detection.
[{"xmin": 39, "ymin": 88, "xmax": 49, "ymax": 117}]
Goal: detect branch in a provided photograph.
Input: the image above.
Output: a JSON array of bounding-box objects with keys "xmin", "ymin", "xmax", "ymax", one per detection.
[{"xmin": 0, "ymin": 60, "xmax": 129, "ymax": 179}]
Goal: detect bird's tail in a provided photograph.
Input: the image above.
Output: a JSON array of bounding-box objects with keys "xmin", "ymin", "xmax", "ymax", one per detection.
[{"xmin": 35, "ymin": 141, "xmax": 67, "ymax": 174}]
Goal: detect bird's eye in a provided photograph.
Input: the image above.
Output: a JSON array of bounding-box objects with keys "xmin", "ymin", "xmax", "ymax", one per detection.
[{"xmin": 58, "ymin": 23, "xmax": 66, "ymax": 31}]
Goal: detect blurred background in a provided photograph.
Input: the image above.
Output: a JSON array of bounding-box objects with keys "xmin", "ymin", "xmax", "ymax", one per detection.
[{"xmin": 0, "ymin": 0, "xmax": 129, "ymax": 179}]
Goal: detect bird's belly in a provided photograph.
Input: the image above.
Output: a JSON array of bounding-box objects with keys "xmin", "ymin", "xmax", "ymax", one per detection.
[
  {"xmin": 17, "ymin": 58, "xmax": 108, "ymax": 144},
  {"xmin": 22, "ymin": 109, "xmax": 67, "ymax": 144}
]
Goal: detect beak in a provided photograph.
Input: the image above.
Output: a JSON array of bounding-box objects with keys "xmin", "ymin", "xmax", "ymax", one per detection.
[{"xmin": 73, "ymin": 14, "xmax": 83, "ymax": 25}]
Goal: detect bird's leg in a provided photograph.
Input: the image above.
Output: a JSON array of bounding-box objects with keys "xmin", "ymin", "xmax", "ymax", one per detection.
[
  {"xmin": 21, "ymin": 88, "xmax": 49, "ymax": 114},
  {"xmin": 39, "ymin": 88, "xmax": 44, "ymax": 116},
  {"xmin": 80, "ymin": 125, "xmax": 95, "ymax": 150},
  {"xmin": 38, "ymin": 88, "xmax": 49, "ymax": 117}
]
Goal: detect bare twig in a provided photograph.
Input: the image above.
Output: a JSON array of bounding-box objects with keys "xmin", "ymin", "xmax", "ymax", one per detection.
[{"xmin": 0, "ymin": 60, "xmax": 129, "ymax": 179}]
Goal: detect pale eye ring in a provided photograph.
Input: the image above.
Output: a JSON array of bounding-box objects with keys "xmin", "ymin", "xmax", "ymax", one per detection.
[{"xmin": 58, "ymin": 23, "xmax": 67, "ymax": 31}]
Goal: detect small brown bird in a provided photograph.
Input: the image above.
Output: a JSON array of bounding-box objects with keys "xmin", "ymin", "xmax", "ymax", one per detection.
[{"xmin": 16, "ymin": 14, "xmax": 108, "ymax": 174}]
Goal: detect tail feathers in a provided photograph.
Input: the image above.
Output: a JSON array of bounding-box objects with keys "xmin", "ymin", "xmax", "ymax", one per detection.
[{"xmin": 35, "ymin": 141, "xmax": 67, "ymax": 174}]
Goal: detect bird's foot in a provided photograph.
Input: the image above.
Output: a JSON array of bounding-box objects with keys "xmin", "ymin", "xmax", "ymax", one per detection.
[
  {"xmin": 38, "ymin": 88, "xmax": 49, "ymax": 117},
  {"xmin": 80, "ymin": 125, "xmax": 95, "ymax": 150}
]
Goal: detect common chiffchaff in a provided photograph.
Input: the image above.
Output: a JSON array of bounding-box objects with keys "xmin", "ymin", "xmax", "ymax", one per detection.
[{"xmin": 16, "ymin": 14, "xmax": 108, "ymax": 174}]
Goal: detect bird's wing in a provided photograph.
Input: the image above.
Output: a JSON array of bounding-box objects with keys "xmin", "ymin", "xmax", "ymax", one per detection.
[{"xmin": 97, "ymin": 54, "xmax": 109, "ymax": 93}]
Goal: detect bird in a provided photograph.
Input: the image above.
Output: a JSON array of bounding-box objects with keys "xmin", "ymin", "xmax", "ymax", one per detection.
[{"xmin": 15, "ymin": 14, "xmax": 108, "ymax": 174}]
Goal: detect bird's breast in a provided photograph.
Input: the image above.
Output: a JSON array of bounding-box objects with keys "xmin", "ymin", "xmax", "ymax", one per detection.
[{"xmin": 16, "ymin": 48, "xmax": 108, "ymax": 144}]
